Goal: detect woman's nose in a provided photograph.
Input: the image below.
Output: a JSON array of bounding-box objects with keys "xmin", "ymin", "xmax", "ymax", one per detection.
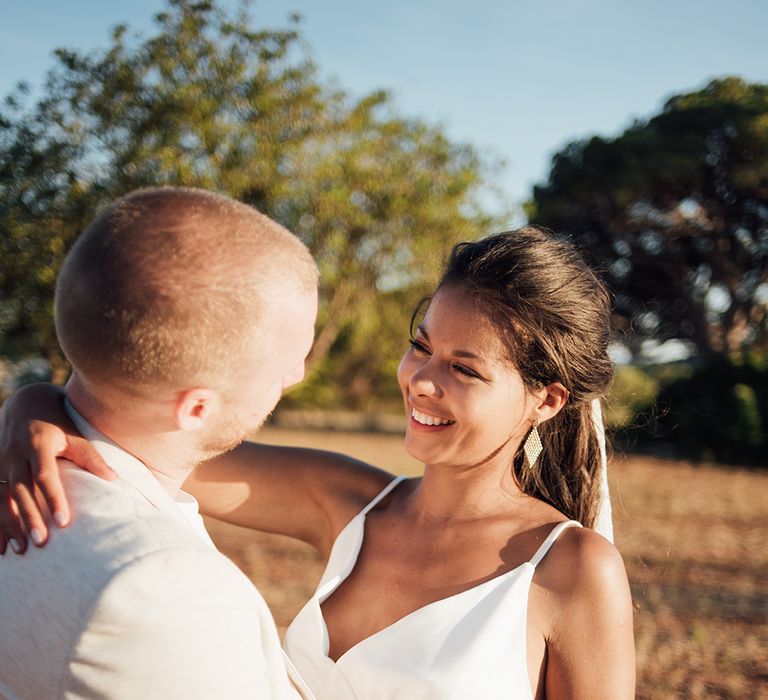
[{"xmin": 410, "ymin": 362, "xmax": 442, "ymax": 398}]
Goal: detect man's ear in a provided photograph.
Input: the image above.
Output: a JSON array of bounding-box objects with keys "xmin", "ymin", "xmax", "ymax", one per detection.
[
  {"xmin": 532, "ymin": 382, "xmax": 569, "ymax": 424},
  {"xmin": 173, "ymin": 388, "xmax": 221, "ymax": 432}
]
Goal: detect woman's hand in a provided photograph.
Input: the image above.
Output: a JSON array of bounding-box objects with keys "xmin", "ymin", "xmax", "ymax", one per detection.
[{"xmin": 0, "ymin": 383, "xmax": 115, "ymax": 555}]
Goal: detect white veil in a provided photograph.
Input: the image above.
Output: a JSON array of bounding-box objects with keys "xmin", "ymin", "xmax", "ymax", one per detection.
[{"xmin": 591, "ymin": 398, "xmax": 614, "ymax": 542}]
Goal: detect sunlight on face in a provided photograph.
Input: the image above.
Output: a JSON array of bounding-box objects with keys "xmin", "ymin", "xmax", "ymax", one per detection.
[
  {"xmin": 397, "ymin": 285, "xmax": 536, "ymax": 471},
  {"xmin": 199, "ymin": 287, "xmax": 318, "ymax": 457}
]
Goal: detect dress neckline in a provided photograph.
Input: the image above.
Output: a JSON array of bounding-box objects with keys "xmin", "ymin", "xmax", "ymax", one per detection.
[{"xmin": 316, "ymin": 478, "xmax": 581, "ymax": 665}]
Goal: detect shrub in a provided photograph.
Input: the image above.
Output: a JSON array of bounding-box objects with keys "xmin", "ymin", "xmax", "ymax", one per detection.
[
  {"xmin": 605, "ymin": 364, "xmax": 660, "ymax": 430},
  {"xmin": 654, "ymin": 354, "xmax": 768, "ymax": 465}
]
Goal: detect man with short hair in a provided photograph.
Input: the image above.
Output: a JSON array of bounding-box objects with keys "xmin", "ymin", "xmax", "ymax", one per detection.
[{"xmin": 0, "ymin": 187, "xmax": 318, "ymax": 699}]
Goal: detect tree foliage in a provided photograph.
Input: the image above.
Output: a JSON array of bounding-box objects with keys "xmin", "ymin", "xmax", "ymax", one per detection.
[
  {"xmin": 654, "ymin": 353, "xmax": 768, "ymax": 465},
  {"xmin": 530, "ymin": 77, "xmax": 768, "ymax": 359},
  {"xmin": 0, "ymin": 0, "xmax": 501, "ymax": 397}
]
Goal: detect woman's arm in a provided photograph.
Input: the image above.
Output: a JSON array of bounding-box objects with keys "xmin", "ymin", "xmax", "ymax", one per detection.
[
  {"xmin": 184, "ymin": 443, "xmax": 392, "ymax": 554},
  {"xmin": 0, "ymin": 383, "xmax": 393, "ymax": 557},
  {"xmin": 540, "ymin": 530, "xmax": 636, "ymax": 699}
]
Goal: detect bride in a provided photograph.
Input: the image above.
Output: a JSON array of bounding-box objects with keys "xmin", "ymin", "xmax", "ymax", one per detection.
[{"xmin": 0, "ymin": 227, "xmax": 634, "ymax": 698}]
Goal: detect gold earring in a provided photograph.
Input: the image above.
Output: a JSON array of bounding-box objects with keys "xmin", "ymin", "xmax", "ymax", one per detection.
[{"xmin": 523, "ymin": 419, "xmax": 543, "ymax": 469}]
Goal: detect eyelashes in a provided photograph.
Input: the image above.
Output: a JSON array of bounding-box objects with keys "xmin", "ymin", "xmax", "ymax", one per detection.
[
  {"xmin": 453, "ymin": 364, "xmax": 481, "ymax": 379},
  {"xmin": 407, "ymin": 338, "xmax": 482, "ymax": 380},
  {"xmin": 408, "ymin": 338, "xmax": 428, "ymax": 354}
]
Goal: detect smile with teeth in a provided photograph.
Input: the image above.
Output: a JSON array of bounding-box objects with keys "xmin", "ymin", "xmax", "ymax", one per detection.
[{"xmin": 411, "ymin": 408, "xmax": 455, "ymax": 426}]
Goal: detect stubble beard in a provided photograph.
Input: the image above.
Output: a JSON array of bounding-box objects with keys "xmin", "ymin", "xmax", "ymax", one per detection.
[{"xmin": 194, "ymin": 411, "xmax": 269, "ymax": 464}]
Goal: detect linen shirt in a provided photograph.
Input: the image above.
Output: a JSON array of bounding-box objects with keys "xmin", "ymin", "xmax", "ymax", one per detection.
[{"xmin": 0, "ymin": 402, "xmax": 298, "ymax": 700}]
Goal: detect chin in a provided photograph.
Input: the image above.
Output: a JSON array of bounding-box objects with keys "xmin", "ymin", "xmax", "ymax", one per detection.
[
  {"xmin": 199, "ymin": 433, "xmax": 247, "ymax": 460},
  {"xmin": 404, "ymin": 436, "xmax": 437, "ymax": 465}
]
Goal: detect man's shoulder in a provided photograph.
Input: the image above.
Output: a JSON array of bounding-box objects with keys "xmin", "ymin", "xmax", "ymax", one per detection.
[
  {"xmin": 2, "ymin": 460, "xmax": 258, "ymax": 605},
  {"xmin": 4, "ymin": 460, "xmax": 263, "ymax": 614},
  {"xmin": 58, "ymin": 459, "xmax": 209, "ymax": 556},
  {"xmin": 0, "ymin": 463, "xmax": 273, "ymax": 699}
]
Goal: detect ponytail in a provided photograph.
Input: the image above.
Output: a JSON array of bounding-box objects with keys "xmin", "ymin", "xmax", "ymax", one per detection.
[
  {"xmin": 438, "ymin": 227, "xmax": 614, "ymax": 529},
  {"xmin": 514, "ymin": 399, "xmax": 603, "ymax": 528}
]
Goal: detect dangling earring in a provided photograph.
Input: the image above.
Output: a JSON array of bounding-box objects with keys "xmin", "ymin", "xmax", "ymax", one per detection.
[{"xmin": 523, "ymin": 418, "xmax": 543, "ymax": 470}]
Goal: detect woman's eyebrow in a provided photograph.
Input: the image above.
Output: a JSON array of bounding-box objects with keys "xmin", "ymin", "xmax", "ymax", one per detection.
[
  {"xmin": 453, "ymin": 349, "xmax": 482, "ymax": 360},
  {"xmin": 417, "ymin": 325, "xmax": 483, "ymax": 361}
]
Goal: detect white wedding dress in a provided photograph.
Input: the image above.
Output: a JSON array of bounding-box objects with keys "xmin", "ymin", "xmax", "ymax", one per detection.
[{"xmin": 283, "ymin": 399, "xmax": 614, "ymax": 699}]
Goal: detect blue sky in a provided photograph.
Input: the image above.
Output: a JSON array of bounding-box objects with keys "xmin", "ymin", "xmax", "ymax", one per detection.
[{"xmin": 1, "ymin": 0, "xmax": 766, "ymax": 220}]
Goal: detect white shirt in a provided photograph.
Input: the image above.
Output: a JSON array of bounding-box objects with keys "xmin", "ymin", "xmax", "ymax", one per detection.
[{"xmin": 0, "ymin": 402, "xmax": 299, "ymax": 700}]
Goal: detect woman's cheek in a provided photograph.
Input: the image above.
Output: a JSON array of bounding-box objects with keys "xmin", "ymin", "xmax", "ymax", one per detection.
[{"xmin": 396, "ymin": 352, "xmax": 413, "ymax": 388}]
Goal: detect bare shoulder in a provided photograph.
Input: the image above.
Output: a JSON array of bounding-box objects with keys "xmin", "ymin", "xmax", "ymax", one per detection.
[
  {"xmin": 537, "ymin": 525, "xmax": 630, "ymax": 602},
  {"xmin": 535, "ymin": 526, "xmax": 636, "ymax": 697}
]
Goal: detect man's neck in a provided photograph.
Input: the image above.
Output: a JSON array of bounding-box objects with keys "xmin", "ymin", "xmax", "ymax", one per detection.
[{"xmin": 65, "ymin": 376, "xmax": 198, "ymax": 497}]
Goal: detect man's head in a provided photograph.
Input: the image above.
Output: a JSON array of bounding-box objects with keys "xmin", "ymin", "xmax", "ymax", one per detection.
[{"xmin": 55, "ymin": 187, "xmax": 318, "ymax": 454}]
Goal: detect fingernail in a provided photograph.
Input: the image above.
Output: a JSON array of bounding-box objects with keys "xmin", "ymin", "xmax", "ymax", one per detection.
[
  {"xmin": 54, "ymin": 512, "xmax": 68, "ymax": 527},
  {"xmin": 9, "ymin": 538, "xmax": 21, "ymax": 554},
  {"xmin": 30, "ymin": 529, "xmax": 44, "ymax": 546}
]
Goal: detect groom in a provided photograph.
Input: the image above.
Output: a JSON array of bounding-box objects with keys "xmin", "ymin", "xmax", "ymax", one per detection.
[{"xmin": 0, "ymin": 188, "xmax": 317, "ymax": 699}]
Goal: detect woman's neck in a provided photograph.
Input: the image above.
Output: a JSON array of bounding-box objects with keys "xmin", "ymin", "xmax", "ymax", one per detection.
[{"xmin": 406, "ymin": 458, "xmax": 529, "ymax": 525}]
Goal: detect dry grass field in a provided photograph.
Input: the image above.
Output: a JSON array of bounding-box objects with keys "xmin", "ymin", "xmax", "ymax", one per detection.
[{"xmin": 204, "ymin": 427, "xmax": 768, "ymax": 699}]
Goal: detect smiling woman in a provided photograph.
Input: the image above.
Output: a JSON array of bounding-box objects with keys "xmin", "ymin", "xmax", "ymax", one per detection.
[
  {"xmin": 283, "ymin": 227, "xmax": 633, "ymax": 699},
  {"xmin": 424, "ymin": 228, "xmax": 616, "ymax": 528},
  {"xmin": 0, "ymin": 226, "xmax": 633, "ymax": 700},
  {"xmin": 399, "ymin": 286, "xmax": 539, "ymax": 470}
]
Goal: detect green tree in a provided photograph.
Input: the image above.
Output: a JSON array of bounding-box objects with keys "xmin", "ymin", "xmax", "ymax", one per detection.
[
  {"xmin": 604, "ymin": 364, "xmax": 659, "ymax": 430},
  {"xmin": 653, "ymin": 354, "xmax": 768, "ymax": 465},
  {"xmin": 530, "ymin": 77, "xmax": 768, "ymax": 359},
  {"xmin": 0, "ymin": 0, "xmax": 501, "ymax": 397}
]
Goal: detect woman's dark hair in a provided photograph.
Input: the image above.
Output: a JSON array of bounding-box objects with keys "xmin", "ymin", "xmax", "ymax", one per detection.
[{"xmin": 436, "ymin": 226, "xmax": 613, "ymax": 528}]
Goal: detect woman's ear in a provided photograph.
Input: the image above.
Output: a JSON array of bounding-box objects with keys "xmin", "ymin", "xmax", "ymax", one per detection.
[
  {"xmin": 173, "ymin": 388, "xmax": 221, "ymax": 432},
  {"xmin": 533, "ymin": 382, "xmax": 569, "ymax": 424}
]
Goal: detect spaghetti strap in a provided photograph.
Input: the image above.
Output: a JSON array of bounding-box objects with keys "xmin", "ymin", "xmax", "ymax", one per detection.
[
  {"xmin": 361, "ymin": 476, "xmax": 406, "ymax": 516},
  {"xmin": 529, "ymin": 520, "xmax": 582, "ymax": 568}
]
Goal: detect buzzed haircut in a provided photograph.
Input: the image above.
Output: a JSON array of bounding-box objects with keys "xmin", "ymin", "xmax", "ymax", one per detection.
[{"xmin": 55, "ymin": 187, "xmax": 317, "ymax": 393}]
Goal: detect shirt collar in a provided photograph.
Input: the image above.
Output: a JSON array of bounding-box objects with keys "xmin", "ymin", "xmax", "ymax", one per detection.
[{"xmin": 64, "ymin": 398, "xmax": 187, "ymax": 518}]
